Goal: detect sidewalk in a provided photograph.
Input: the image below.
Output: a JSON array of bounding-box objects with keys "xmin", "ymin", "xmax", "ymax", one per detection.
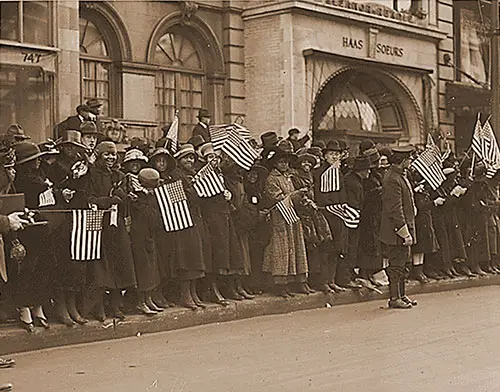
[{"xmin": 1, "ymin": 274, "xmax": 499, "ymax": 356}]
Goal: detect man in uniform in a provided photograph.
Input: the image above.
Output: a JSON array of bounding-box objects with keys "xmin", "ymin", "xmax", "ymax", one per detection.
[
  {"xmin": 191, "ymin": 108, "xmax": 212, "ymax": 142},
  {"xmin": 379, "ymin": 145, "xmax": 418, "ymax": 309}
]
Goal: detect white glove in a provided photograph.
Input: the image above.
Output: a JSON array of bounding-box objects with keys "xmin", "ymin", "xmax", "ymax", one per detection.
[
  {"xmin": 8, "ymin": 212, "xmax": 30, "ymax": 231},
  {"xmin": 62, "ymin": 188, "xmax": 75, "ymax": 203},
  {"xmin": 403, "ymin": 235, "xmax": 413, "ymax": 246},
  {"xmin": 223, "ymin": 190, "xmax": 232, "ymax": 201},
  {"xmin": 433, "ymin": 197, "xmax": 446, "ymax": 206}
]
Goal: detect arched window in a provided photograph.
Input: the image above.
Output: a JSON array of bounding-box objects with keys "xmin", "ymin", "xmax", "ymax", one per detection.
[
  {"xmin": 153, "ymin": 27, "xmax": 204, "ymax": 141},
  {"xmin": 79, "ymin": 17, "xmax": 111, "ymax": 116}
]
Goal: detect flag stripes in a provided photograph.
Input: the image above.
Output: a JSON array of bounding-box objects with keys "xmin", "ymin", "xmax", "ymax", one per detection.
[
  {"xmin": 39, "ymin": 189, "xmax": 56, "ymax": 207},
  {"xmin": 154, "ymin": 181, "xmax": 194, "ymax": 232},
  {"xmin": 209, "ymin": 125, "xmax": 258, "ymax": 170},
  {"xmin": 275, "ymin": 197, "xmax": 300, "ymax": 225},
  {"xmin": 71, "ymin": 210, "xmax": 104, "ymax": 261},
  {"xmin": 325, "ymin": 204, "xmax": 360, "ymax": 229},
  {"xmin": 471, "ymin": 116, "xmax": 500, "ymax": 179},
  {"xmin": 320, "ymin": 166, "xmax": 341, "ymax": 193},
  {"xmin": 411, "ymin": 144, "xmax": 446, "ymax": 190},
  {"xmin": 193, "ymin": 163, "xmax": 225, "ymax": 198}
]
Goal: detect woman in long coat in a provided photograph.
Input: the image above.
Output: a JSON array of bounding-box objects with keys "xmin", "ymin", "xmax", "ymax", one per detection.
[
  {"xmin": 87, "ymin": 141, "xmax": 136, "ymax": 320},
  {"xmin": 170, "ymin": 144, "xmax": 208, "ymax": 309},
  {"xmin": 12, "ymin": 142, "xmax": 57, "ymax": 331},
  {"xmin": 262, "ymin": 146, "xmax": 308, "ymax": 297},
  {"xmin": 129, "ymin": 168, "xmax": 163, "ymax": 315}
]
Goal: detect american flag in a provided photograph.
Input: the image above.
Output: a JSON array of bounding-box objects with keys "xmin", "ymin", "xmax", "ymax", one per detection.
[
  {"xmin": 193, "ymin": 162, "xmax": 225, "ymax": 198},
  {"xmin": 275, "ymin": 196, "xmax": 300, "ymax": 225},
  {"xmin": 411, "ymin": 135, "xmax": 446, "ymax": 190},
  {"xmin": 154, "ymin": 180, "xmax": 194, "ymax": 232},
  {"xmin": 320, "ymin": 166, "xmax": 341, "ymax": 193},
  {"xmin": 38, "ymin": 189, "xmax": 56, "ymax": 207},
  {"xmin": 210, "ymin": 125, "xmax": 258, "ymax": 170},
  {"xmin": 481, "ymin": 119, "xmax": 500, "ymax": 178},
  {"xmin": 164, "ymin": 113, "xmax": 179, "ymax": 154},
  {"xmin": 325, "ymin": 204, "xmax": 360, "ymax": 229},
  {"xmin": 71, "ymin": 209, "xmax": 105, "ymax": 261},
  {"xmin": 126, "ymin": 173, "xmax": 144, "ymax": 193}
]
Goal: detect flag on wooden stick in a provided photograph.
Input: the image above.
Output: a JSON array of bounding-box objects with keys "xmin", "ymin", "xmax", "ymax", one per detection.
[
  {"xmin": 164, "ymin": 112, "xmax": 179, "ymax": 154},
  {"xmin": 154, "ymin": 180, "xmax": 193, "ymax": 232},
  {"xmin": 411, "ymin": 135, "xmax": 446, "ymax": 190},
  {"xmin": 193, "ymin": 162, "xmax": 225, "ymax": 198},
  {"xmin": 71, "ymin": 209, "xmax": 105, "ymax": 261},
  {"xmin": 275, "ymin": 196, "xmax": 300, "ymax": 225}
]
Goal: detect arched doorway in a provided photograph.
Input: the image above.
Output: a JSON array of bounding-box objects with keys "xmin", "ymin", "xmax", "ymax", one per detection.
[{"xmin": 311, "ymin": 67, "xmax": 423, "ymax": 150}]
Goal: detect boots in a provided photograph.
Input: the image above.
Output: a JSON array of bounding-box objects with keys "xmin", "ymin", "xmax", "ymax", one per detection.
[
  {"xmin": 190, "ymin": 280, "xmax": 207, "ymax": 308},
  {"xmin": 145, "ymin": 292, "xmax": 164, "ymax": 312},
  {"xmin": 210, "ymin": 278, "xmax": 230, "ymax": 306},
  {"xmin": 179, "ymin": 281, "xmax": 197, "ymax": 310},
  {"xmin": 399, "ymin": 279, "xmax": 417, "ymax": 306},
  {"xmin": 387, "ymin": 279, "xmax": 411, "ymax": 309},
  {"xmin": 67, "ymin": 292, "xmax": 88, "ymax": 325},
  {"xmin": 227, "ymin": 278, "xmax": 244, "ymax": 301},
  {"xmin": 109, "ymin": 290, "xmax": 126, "ymax": 320},
  {"xmin": 470, "ymin": 261, "xmax": 488, "ymax": 276},
  {"xmin": 151, "ymin": 288, "xmax": 170, "ymax": 308},
  {"xmin": 412, "ymin": 264, "xmax": 430, "ymax": 284},
  {"xmin": 136, "ymin": 291, "xmax": 157, "ymax": 316},
  {"xmin": 54, "ymin": 291, "xmax": 76, "ymax": 327},
  {"xmin": 276, "ymin": 284, "xmax": 291, "ymax": 298},
  {"xmin": 235, "ymin": 277, "xmax": 255, "ymax": 299}
]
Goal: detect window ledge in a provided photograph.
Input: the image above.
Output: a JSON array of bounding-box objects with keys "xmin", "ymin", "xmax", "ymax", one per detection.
[{"xmin": 0, "ymin": 40, "xmax": 59, "ymax": 53}]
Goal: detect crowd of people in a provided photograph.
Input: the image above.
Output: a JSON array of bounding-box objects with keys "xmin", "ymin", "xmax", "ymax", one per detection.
[{"xmin": 0, "ymin": 102, "xmax": 499, "ymax": 342}]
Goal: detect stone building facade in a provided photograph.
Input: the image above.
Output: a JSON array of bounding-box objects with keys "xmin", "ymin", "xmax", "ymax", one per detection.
[{"xmin": 0, "ymin": 0, "xmax": 494, "ymax": 149}]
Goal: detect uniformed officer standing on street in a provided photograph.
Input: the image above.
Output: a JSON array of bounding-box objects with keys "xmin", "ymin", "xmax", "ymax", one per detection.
[{"xmin": 379, "ymin": 146, "xmax": 418, "ymax": 309}]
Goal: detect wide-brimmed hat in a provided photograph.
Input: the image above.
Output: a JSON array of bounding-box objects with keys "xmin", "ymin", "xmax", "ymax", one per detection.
[
  {"xmin": 86, "ymin": 98, "xmax": 103, "ymax": 108},
  {"xmin": 14, "ymin": 142, "xmax": 48, "ymax": 165},
  {"xmin": 76, "ymin": 104, "xmax": 91, "ymax": 114},
  {"xmin": 353, "ymin": 155, "xmax": 372, "ymax": 171},
  {"xmin": 38, "ymin": 140, "xmax": 60, "ymax": 156},
  {"xmin": 288, "ymin": 128, "xmax": 300, "ymax": 136},
  {"xmin": 149, "ymin": 147, "xmax": 176, "ymax": 170},
  {"xmin": 248, "ymin": 164, "xmax": 269, "ymax": 180},
  {"xmin": 391, "ymin": 145, "xmax": 415, "ymax": 159},
  {"xmin": 197, "ymin": 109, "xmax": 211, "ymax": 119},
  {"xmin": 199, "ymin": 142, "xmax": 217, "ymax": 159},
  {"xmin": 359, "ymin": 139, "xmax": 375, "ymax": 154},
  {"xmin": 173, "ymin": 144, "xmax": 196, "ymax": 160},
  {"xmin": 262, "ymin": 145, "xmax": 294, "ymax": 168},
  {"xmin": 123, "ymin": 148, "xmax": 148, "ymax": 164},
  {"xmin": 363, "ymin": 147, "xmax": 381, "ymax": 168},
  {"xmin": 295, "ymin": 153, "xmax": 318, "ymax": 168},
  {"xmin": 80, "ymin": 121, "xmax": 100, "ymax": 135},
  {"xmin": 260, "ymin": 131, "xmax": 282, "ymax": 148},
  {"xmin": 6, "ymin": 124, "xmax": 30, "ymax": 141},
  {"xmin": 323, "ymin": 140, "xmax": 342, "ymax": 153},
  {"xmin": 56, "ymin": 130, "xmax": 87, "ymax": 150}
]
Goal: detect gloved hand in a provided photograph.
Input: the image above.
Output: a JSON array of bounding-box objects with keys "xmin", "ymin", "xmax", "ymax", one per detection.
[
  {"xmin": 433, "ymin": 197, "xmax": 446, "ymax": 206},
  {"xmin": 8, "ymin": 212, "xmax": 30, "ymax": 231},
  {"xmin": 403, "ymin": 235, "xmax": 414, "ymax": 246}
]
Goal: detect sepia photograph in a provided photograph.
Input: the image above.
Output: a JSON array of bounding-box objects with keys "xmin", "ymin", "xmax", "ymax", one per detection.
[{"xmin": 0, "ymin": 0, "xmax": 499, "ymax": 390}]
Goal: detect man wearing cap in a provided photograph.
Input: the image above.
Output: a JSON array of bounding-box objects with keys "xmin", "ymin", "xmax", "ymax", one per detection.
[
  {"xmin": 379, "ymin": 145, "xmax": 418, "ymax": 309},
  {"xmin": 191, "ymin": 109, "xmax": 212, "ymax": 142},
  {"xmin": 286, "ymin": 128, "xmax": 310, "ymax": 152},
  {"xmin": 55, "ymin": 104, "xmax": 92, "ymax": 139},
  {"xmin": 85, "ymin": 98, "xmax": 104, "ymax": 132},
  {"xmin": 336, "ymin": 155, "xmax": 372, "ymax": 287},
  {"xmin": 80, "ymin": 121, "xmax": 101, "ymax": 165},
  {"xmin": 2, "ymin": 124, "xmax": 31, "ymax": 147}
]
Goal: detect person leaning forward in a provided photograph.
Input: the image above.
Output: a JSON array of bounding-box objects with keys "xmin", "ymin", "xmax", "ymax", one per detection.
[{"xmin": 379, "ymin": 145, "xmax": 417, "ymax": 309}]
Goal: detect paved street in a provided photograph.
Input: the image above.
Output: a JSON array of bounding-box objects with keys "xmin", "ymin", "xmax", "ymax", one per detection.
[{"xmin": 2, "ymin": 286, "xmax": 500, "ymax": 392}]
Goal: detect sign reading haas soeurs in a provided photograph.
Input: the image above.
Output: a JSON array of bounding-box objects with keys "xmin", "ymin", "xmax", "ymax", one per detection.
[{"xmin": 342, "ymin": 37, "xmax": 404, "ymax": 57}]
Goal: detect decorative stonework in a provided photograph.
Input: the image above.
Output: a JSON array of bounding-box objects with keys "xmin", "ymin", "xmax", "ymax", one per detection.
[
  {"xmin": 80, "ymin": 1, "xmax": 97, "ymax": 11},
  {"xmin": 179, "ymin": 1, "xmax": 199, "ymax": 26}
]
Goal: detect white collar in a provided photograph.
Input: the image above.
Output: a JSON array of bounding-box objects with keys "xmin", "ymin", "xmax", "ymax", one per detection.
[{"xmin": 199, "ymin": 122, "xmax": 208, "ymax": 129}]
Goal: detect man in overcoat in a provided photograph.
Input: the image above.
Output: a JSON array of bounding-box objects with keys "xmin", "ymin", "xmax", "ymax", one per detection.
[
  {"xmin": 379, "ymin": 145, "xmax": 417, "ymax": 309},
  {"xmin": 191, "ymin": 109, "xmax": 212, "ymax": 142},
  {"xmin": 55, "ymin": 104, "xmax": 92, "ymax": 139}
]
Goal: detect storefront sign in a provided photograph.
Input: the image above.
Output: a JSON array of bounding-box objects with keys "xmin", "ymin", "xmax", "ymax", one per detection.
[
  {"xmin": 342, "ymin": 36, "xmax": 404, "ymax": 57},
  {"xmin": 326, "ymin": 0, "xmax": 413, "ymax": 23},
  {"xmin": 22, "ymin": 52, "xmax": 42, "ymax": 63}
]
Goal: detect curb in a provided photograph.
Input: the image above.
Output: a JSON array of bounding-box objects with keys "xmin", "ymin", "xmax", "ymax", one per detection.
[{"xmin": 1, "ymin": 274, "xmax": 499, "ymax": 355}]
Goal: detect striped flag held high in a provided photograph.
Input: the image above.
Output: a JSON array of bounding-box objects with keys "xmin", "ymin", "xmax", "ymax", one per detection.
[
  {"xmin": 209, "ymin": 125, "xmax": 258, "ymax": 170},
  {"xmin": 209, "ymin": 125, "xmax": 228, "ymax": 151},
  {"xmin": 481, "ymin": 119, "xmax": 500, "ymax": 178},
  {"xmin": 193, "ymin": 162, "xmax": 225, "ymax": 198},
  {"xmin": 411, "ymin": 135, "xmax": 446, "ymax": 190},
  {"xmin": 471, "ymin": 115, "xmax": 489, "ymax": 159},
  {"xmin": 164, "ymin": 113, "xmax": 179, "ymax": 154},
  {"xmin": 71, "ymin": 209, "xmax": 105, "ymax": 261},
  {"xmin": 325, "ymin": 204, "xmax": 360, "ymax": 229},
  {"xmin": 320, "ymin": 166, "xmax": 341, "ymax": 193},
  {"xmin": 275, "ymin": 196, "xmax": 300, "ymax": 225},
  {"xmin": 154, "ymin": 180, "xmax": 194, "ymax": 232}
]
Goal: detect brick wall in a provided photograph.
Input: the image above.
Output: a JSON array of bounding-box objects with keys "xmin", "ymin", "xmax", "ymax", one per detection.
[{"xmin": 244, "ymin": 14, "xmax": 284, "ymax": 137}]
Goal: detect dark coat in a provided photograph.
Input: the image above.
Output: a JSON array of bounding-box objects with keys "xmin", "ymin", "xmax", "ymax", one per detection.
[
  {"xmin": 344, "ymin": 171, "xmax": 364, "ymax": 261},
  {"xmin": 11, "ymin": 168, "xmax": 56, "ymax": 306},
  {"xmin": 130, "ymin": 192, "xmax": 161, "ymax": 291},
  {"xmin": 357, "ymin": 170, "xmax": 383, "ymax": 270},
  {"xmin": 191, "ymin": 122, "xmax": 210, "ymax": 143},
  {"xmin": 55, "ymin": 115, "xmax": 83, "ymax": 139},
  {"xmin": 313, "ymin": 162, "xmax": 348, "ymax": 255},
  {"xmin": 287, "ymin": 135, "xmax": 310, "ymax": 152},
  {"xmin": 379, "ymin": 165, "xmax": 416, "ymax": 246},
  {"xmin": 412, "ymin": 188, "xmax": 439, "ymax": 254},
  {"xmin": 87, "ymin": 164, "xmax": 136, "ymax": 289}
]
